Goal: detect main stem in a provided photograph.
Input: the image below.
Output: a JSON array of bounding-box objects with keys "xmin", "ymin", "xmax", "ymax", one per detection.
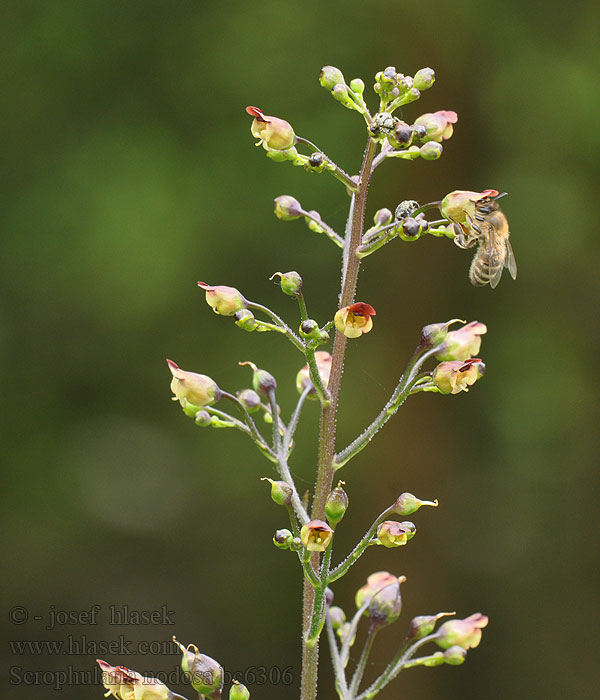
[{"xmin": 300, "ymin": 138, "xmax": 377, "ymax": 700}]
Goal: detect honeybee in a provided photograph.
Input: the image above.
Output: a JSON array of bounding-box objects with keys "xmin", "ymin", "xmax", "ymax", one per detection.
[{"xmin": 454, "ymin": 192, "xmax": 517, "ymax": 288}]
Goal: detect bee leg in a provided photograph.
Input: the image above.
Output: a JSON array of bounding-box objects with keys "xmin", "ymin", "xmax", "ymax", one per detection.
[{"xmin": 465, "ymin": 213, "xmax": 482, "ymax": 234}]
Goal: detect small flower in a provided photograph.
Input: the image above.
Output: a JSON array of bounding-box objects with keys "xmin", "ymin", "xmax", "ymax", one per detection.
[
  {"xmin": 198, "ymin": 282, "xmax": 247, "ymax": 316},
  {"xmin": 167, "ymin": 359, "xmax": 220, "ymax": 408},
  {"xmin": 432, "ymin": 359, "xmax": 485, "ymax": 395},
  {"xmin": 414, "ymin": 110, "xmax": 458, "ymax": 142},
  {"xmin": 440, "ymin": 189, "xmax": 499, "ymax": 227},
  {"xmin": 355, "ymin": 571, "xmax": 399, "ymax": 609},
  {"xmin": 368, "ymin": 576, "xmax": 405, "ymax": 628},
  {"xmin": 435, "ymin": 321, "xmax": 487, "ymax": 362},
  {"xmin": 334, "ymin": 302, "xmax": 376, "ymax": 338},
  {"xmin": 300, "ymin": 519, "xmax": 334, "ymax": 552},
  {"xmin": 376, "ymin": 521, "xmax": 416, "ymax": 548},
  {"xmin": 274, "ymin": 195, "xmax": 303, "ymax": 220},
  {"xmin": 246, "ymin": 106, "xmax": 296, "ymax": 151},
  {"xmin": 296, "ymin": 351, "xmax": 332, "ymax": 397},
  {"xmin": 435, "ymin": 613, "xmax": 489, "ymax": 650},
  {"xmin": 97, "ymin": 660, "xmax": 170, "ymax": 700}
]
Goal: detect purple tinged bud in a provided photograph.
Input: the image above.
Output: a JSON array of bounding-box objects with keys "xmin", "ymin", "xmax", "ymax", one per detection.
[
  {"xmin": 305, "ymin": 210, "xmax": 325, "ymax": 233},
  {"xmin": 230, "ymin": 681, "xmax": 251, "ymax": 700},
  {"xmin": 374, "ymin": 208, "xmax": 393, "ymax": 226},
  {"xmin": 299, "ymin": 319, "xmax": 319, "ymax": 337},
  {"xmin": 262, "ymin": 477, "xmax": 293, "ymax": 506},
  {"xmin": 325, "ymin": 481, "xmax": 349, "ymax": 526},
  {"xmin": 237, "ymin": 389, "xmax": 261, "ymax": 413},
  {"xmin": 173, "ymin": 639, "xmax": 224, "ymax": 700},
  {"xmin": 274, "ymin": 195, "xmax": 303, "ymax": 220},
  {"xmin": 393, "ymin": 122, "xmax": 413, "ymax": 146},
  {"xmin": 444, "ymin": 646, "xmax": 467, "ymax": 665},
  {"xmin": 420, "ymin": 141, "xmax": 443, "ymax": 160},
  {"xmin": 368, "ymin": 576, "xmax": 406, "ymax": 629},
  {"xmin": 413, "ymin": 67, "xmax": 436, "ymax": 90},
  {"xmin": 328, "ymin": 606, "xmax": 346, "ymax": 629},
  {"xmin": 401, "ymin": 217, "xmax": 422, "ymax": 238},
  {"xmin": 420, "ymin": 319, "xmax": 465, "ymax": 348},
  {"xmin": 325, "ymin": 588, "xmax": 335, "ymax": 607},
  {"xmin": 412, "ymin": 124, "xmax": 427, "ymax": 140},
  {"xmin": 273, "ymin": 528, "xmax": 293, "ymax": 549},
  {"xmin": 391, "ymin": 492, "xmax": 439, "ymax": 515},
  {"xmin": 319, "ymin": 66, "xmax": 346, "ymax": 90},
  {"xmin": 435, "ymin": 321, "xmax": 487, "ymax": 361},
  {"xmin": 194, "ymin": 410, "xmax": 212, "ymax": 426},
  {"xmin": 408, "ymin": 612, "xmax": 455, "ymax": 640},
  {"xmin": 239, "ymin": 361, "xmax": 277, "ymax": 396},
  {"xmin": 198, "ymin": 282, "xmax": 247, "ymax": 316},
  {"xmin": 270, "ymin": 271, "xmax": 303, "ymax": 296},
  {"xmin": 167, "ymin": 360, "xmax": 221, "ymax": 408},
  {"xmin": 234, "ymin": 309, "xmax": 257, "ymax": 331},
  {"xmin": 350, "ymin": 78, "xmax": 365, "ymax": 94},
  {"xmin": 308, "ymin": 152, "xmax": 325, "ymax": 169},
  {"xmin": 332, "ymin": 83, "xmax": 350, "ymax": 103}
]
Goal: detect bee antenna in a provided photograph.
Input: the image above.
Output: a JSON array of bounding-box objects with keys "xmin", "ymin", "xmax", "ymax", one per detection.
[{"xmin": 495, "ymin": 191, "xmax": 508, "ymax": 200}]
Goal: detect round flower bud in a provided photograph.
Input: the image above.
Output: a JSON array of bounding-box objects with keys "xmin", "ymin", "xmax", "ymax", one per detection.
[
  {"xmin": 376, "ymin": 521, "xmax": 415, "ymax": 548},
  {"xmin": 239, "ymin": 361, "xmax": 277, "ymax": 397},
  {"xmin": 319, "ymin": 66, "xmax": 346, "ymax": 90},
  {"xmin": 413, "ymin": 67, "xmax": 436, "ymax": 91},
  {"xmin": 374, "ymin": 208, "xmax": 393, "ymax": 226},
  {"xmin": 273, "ymin": 528, "xmax": 293, "ymax": 549},
  {"xmin": 350, "ymin": 78, "xmax": 365, "ymax": 94},
  {"xmin": 325, "ymin": 481, "xmax": 349, "ymax": 526},
  {"xmin": 355, "ymin": 571, "xmax": 399, "ymax": 610},
  {"xmin": 325, "ymin": 587, "xmax": 335, "ymax": 607},
  {"xmin": 393, "ymin": 121, "xmax": 413, "ymax": 146},
  {"xmin": 237, "ymin": 389, "xmax": 261, "ymax": 413},
  {"xmin": 300, "ymin": 519, "xmax": 334, "ymax": 552},
  {"xmin": 368, "ymin": 576, "xmax": 406, "ymax": 629},
  {"xmin": 198, "ymin": 282, "xmax": 247, "ymax": 316},
  {"xmin": 290, "ymin": 536, "xmax": 303, "ymax": 551},
  {"xmin": 270, "ymin": 271, "xmax": 303, "ymax": 296},
  {"xmin": 167, "ymin": 360, "xmax": 220, "ymax": 408},
  {"xmin": 305, "ymin": 210, "xmax": 325, "ymax": 233},
  {"xmin": 307, "ymin": 152, "xmax": 325, "ymax": 170},
  {"xmin": 299, "ymin": 319, "xmax": 319, "ymax": 338},
  {"xmin": 391, "ymin": 492, "xmax": 439, "ymax": 516},
  {"xmin": 230, "ymin": 681, "xmax": 251, "ymax": 700},
  {"xmin": 435, "ymin": 613, "xmax": 488, "ymax": 650},
  {"xmin": 246, "ymin": 106, "xmax": 296, "ymax": 151},
  {"xmin": 432, "ymin": 359, "xmax": 485, "ymax": 395},
  {"xmin": 194, "ymin": 410, "xmax": 212, "ymax": 426},
  {"xmin": 332, "ymin": 83, "xmax": 350, "ymax": 103},
  {"xmin": 412, "ymin": 124, "xmax": 427, "ymax": 140},
  {"xmin": 328, "ymin": 606, "xmax": 346, "ymax": 629},
  {"xmin": 420, "ymin": 319, "xmax": 464, "ymax": 348},
  {"xmin": 444, "ymin": 646, "xmax": 467, "ymax": 665},
  {"xmin": 435, "ymin": 321, "xmax": 487, "ymax": 362},
  {"xmin": 401, "ymin": 217, "xmax": 422, "ymax": 239},
  {"xmin": 274, "ymin": 195, "xmax": 303, "ymax": 220},
  {"xmin": 262, "ymin": 477, "xmax": 293, "ymax": 506},
  {"xmin": 408, "ymin": 612, "xmax": 455, "ymax": 640},
  {"xmin": 420, "ymin": 141, "xmax": 443, "ymax": 160},
  {"xmin": 234, "ymin": 309, "xmax": 257, "ymax": 331}
]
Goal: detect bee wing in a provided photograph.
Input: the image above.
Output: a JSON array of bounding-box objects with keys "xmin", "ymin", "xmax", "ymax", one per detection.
[
  {"xmin": 505, "ymin": 239, "xmax": 518, "ymax": 280},
  {"xmin": 487, "ymin": 226, "xmax": 503, "ymax": 289}
]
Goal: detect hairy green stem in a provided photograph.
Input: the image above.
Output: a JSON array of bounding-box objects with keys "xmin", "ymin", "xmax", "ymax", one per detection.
[
  {"xmin": 300, "ymin": 207, "xmax": 345, "ymax": 248},
  {"xmin": 247, "ymin": 301, "xmax": 304, "ymax": 351},
  {"xmin": 300, "ymin": 137, "xmax": 377, "ymax": 700},
  {"xmin": 325, "ymin": 613, "xmax": 348, "ymax": 699},
  {"xmin": 348, "ymin": 625, "xmax": 378, "ymax": 699}
]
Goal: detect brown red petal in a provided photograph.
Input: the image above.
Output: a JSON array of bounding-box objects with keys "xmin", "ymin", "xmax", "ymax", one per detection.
[
  {"xmin": 348, "ymin": 302, "xmax": 376, "ymax": 317},
  {"xmin": 246, "ymin": 106, "xmax": 268, "ymax": 122}
]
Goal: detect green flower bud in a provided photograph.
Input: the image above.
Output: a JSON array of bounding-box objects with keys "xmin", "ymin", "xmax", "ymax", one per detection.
[
  {"xmin": 332, "ymin": 83, "xmax": 352, "ymax": 106},
  {"xmin": 337, "ymin": 621, "xmax": 355, "ymax": 647},
  {"xmin": 350, "ymin": 78, "xmax": 365, "ymax": 94},
  {"xmin": 413, "ymin": 68, "xmax": 435, "ymax": 90},
  {"xmin": 403, "ymin": 87, "xmax": 421, "ymax": 103},
  {"xmin": 444, "ymin": 645, "xmax": 467, "ymax": 665},
  {"xmin": 262, "ymin": 477, "xmax": 293, "ymax": 506},
  {"xmin": 376, "ymin": 521, "xmax": 415, "ymax": 548},
  {"xmin": 173, "ymin": 639, "xmax": 224, "ymax": 699},
  {"xmin": 300, "ymin": 519, "xmax": 334, "ymax": 552},
  {"xmin": 299, "ymin": 319, "xmax": 319, "ymax": 338},
  {"xmin": 236, "ymin": 389, "xmax": 261, "ymax": 413},
  {"xmin": 391, "ymin": 492, "xmax": 439, "ymax": 516},
  {"xmin": 435, "ymin": 613, "xmax": 489, "ymax": 650},
  {"xmin": 325, "ymin": 481, "xmax": 349, "ymax": 526},
  {"xmin": 420, "ymin": 319, "xmax": 465, "ymax": 348},
  {"xmin": 432, "ymin": 359, "xmax": 485, "ymax": 395},
  {"xmin": 194, "ymin": 410, "xmax": 212, "ymax": 426},
  {"xmin": 400, "ymin": 217, "xmax": 423, "ymax": 240},
  {"xmin": 167, "ymin": 359, "xmax": 221, "ymax": 408},
  {"xmin": 239, "ymin": 361, "xmax": 277, "ymax": 396},
  {"xmin": 234, "ymin": 309, "xmax": 257, "ymax": 331},
  {"xmin": 420, "ymin": 141, "xmax": 443, "ymax": 160},
  {"xmin": 198, "ymin": 282, "xmax": 247, "ymax": 316},
  {"xmin": 374, "ymin": 208, "xmax": 393, "ymax": 226},
  {"xmin": 274, "ymin": 195, "xmax": 303, "ymax": 220},
  {"xmin": 229, "ymin": 681, "xmax": 250, "ymax": 700},
  {"xmin": 435, "ymin": 321, "xmax": 487, "ymax": 361},
  {"xmin": 319, "ymin": 66, "xmax": 346, "ymax": 90},
  {"xmin": 368, "ymin": 576, "xmax": 405, "ymax": 629},
  {"xmin": 307, "ymin": 152, "xmax": 325, "ymax": 171},
  {"xmin": 270, "ymin": 270, "xmax": 303, "ymax": 296},
  {"xmin": 273, "ymin": 528, "xmax": 293, "ymax": 549},
  {"xmin": 246, "ymin": 106, "xmax": 296, "ymax": 151},
  {"xmin": 305, "ymin": 210, "xmax": 325, "ymax": 233},
  {"xmin": 328, "ymin": 606, "xmax": 346, "ymax": 629},
  {"xmin": 408, "ymin": 612, "xmax": 455, "ymax": 640}
]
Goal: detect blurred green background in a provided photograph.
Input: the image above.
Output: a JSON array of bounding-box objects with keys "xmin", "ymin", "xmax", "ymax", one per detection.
[{"xmin": 2, "ymin": 1, "xmax": 599, "ymax": 699}]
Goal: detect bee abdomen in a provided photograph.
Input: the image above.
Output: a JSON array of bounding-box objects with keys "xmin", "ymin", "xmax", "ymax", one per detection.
[{"xmin": 469, "ymin": 250, "xmax": 503, "ymax": 286}]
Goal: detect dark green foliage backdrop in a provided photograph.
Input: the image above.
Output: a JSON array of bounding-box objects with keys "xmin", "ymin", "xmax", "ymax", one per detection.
[{"xmin": 2, "ymin": 2, "xmax": 598, "ymax": 699}]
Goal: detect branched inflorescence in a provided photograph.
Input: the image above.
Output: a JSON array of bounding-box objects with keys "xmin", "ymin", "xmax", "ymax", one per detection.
[{"xmin": 98, "ymin": 63, "xmax": 517, "ymax": 700}]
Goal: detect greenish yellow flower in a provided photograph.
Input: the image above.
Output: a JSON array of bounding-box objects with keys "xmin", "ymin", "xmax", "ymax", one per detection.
[
  {"xmin": 435, "ymin": 613, "xmax": 488, "ymax": 650},
  {"xmin": 334, "ymin": 302, "xmax": 376, "ymax": 339},
  {"xmin": 440, "ymin": 189, "xmax": 499, "ymax": 227},
  {"xmin": 97, "ymin": 660, "xmax": 170, "ymax": 700},
  {"xmin": 246, "ymin": 106, "xmax": 296, "ymax": 151},
  {"xmin": 432, "ymin": 359, "xmax": 485, "ymax": 395},
  {"xmin": 167, "ymin": 359, "xmax": 220, "ymax": 407},
  {"xmin": 435, "ymin": 321, "xmax": 487, "ymax": 361},
  {"xmin": 300, "ymin": 519, "xmax": 333, "ymax": 552},
  {"xmin": 414, "ymin": 110, "xmax": 458, "ymax": 142},
  {"xmin": 197, "ymin": 282, "xmax": 246, "ymax": 316}
]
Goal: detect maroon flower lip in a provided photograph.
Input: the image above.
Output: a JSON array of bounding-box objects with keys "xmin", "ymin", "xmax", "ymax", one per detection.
[
  {"xmin": 347, "ymin": 302, "xmax": 376, "ymax": 317},
  {"xmin": 246, "ymin": 105, "xmax": 268, "ymax": 122}
]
